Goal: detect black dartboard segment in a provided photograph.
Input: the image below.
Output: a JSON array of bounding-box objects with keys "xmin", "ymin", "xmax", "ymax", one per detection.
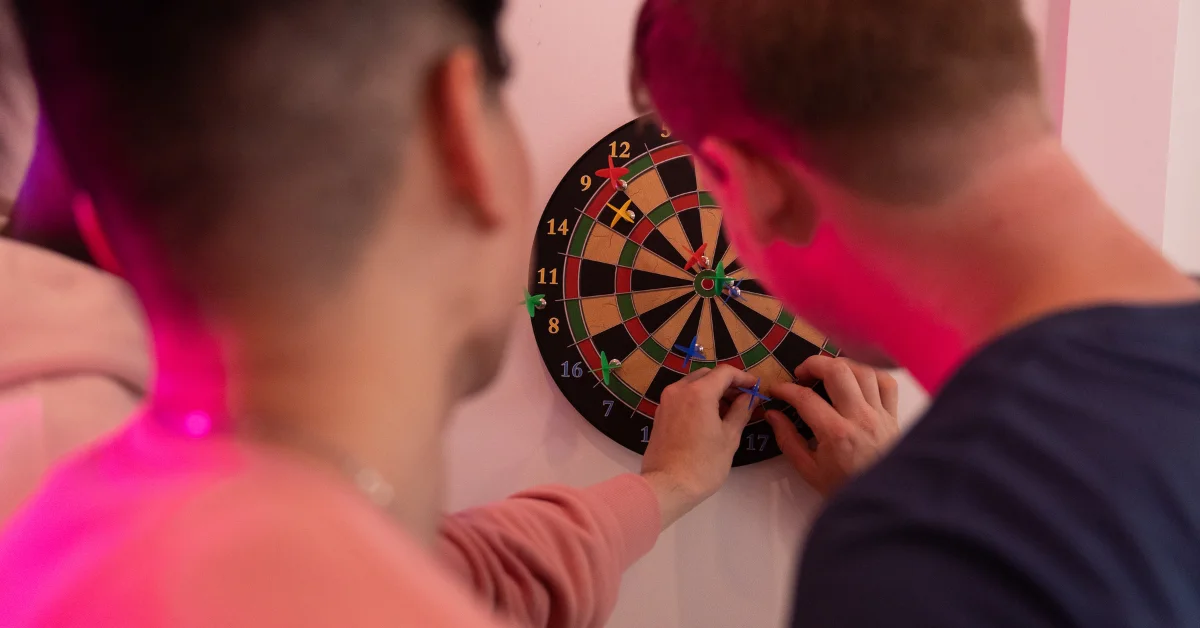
[{"xmin": 529, "ymin": 117, "xmax": 839, "ymax": 466}]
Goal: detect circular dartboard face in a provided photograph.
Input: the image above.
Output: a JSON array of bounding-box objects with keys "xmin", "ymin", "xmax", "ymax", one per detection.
[{"xmin": 529, "ymin": 117, "xmax": 838, "ymax": 466}]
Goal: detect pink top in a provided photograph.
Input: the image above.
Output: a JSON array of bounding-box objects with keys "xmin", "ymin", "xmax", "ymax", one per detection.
[
  {"xmin": 0, "ymin": 241, "xmax": 664, "ymax": 627},
  {"xmin": 0, "ymin": 418, "xmax": 661, "ymax": 627}
]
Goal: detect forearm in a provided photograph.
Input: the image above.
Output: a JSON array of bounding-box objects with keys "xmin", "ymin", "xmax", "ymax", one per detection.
[
  {"xmin": 640, "ymin": 470, "xmax": 709, "ymax": 530},
  {"xmin": 438, "ymin": 474, "xmax": 661, "ymax": 628}
]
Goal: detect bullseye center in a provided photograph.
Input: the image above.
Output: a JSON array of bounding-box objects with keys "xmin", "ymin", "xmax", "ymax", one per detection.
[{"xmin": 693, "ymin": 269, "xmax": 721, "ymax": 298}]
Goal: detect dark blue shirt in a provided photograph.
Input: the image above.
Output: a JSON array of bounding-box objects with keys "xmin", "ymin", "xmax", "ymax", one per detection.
[{"xmin": 792, "ymin": 303, "xmax": 1200, "ymax": 628}]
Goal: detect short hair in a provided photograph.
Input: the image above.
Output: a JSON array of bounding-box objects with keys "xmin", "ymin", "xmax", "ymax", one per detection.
[
  {"xmin": 632, "ymin": 0, "xmax": 1044, "ymax": 202},
  {"xmin": 15, "ymin": 0, "xmax": 507, "ymax": 301}
]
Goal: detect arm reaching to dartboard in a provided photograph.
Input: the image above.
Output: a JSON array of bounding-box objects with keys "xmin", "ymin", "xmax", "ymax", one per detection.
[{"xmin": 437, "ymin": 366, "xmax": 757, "ymax": 628}]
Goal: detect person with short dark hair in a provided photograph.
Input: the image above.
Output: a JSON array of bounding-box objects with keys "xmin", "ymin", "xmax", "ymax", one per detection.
[
  {"xmin": 0, "ymin": 1, "xmax": 784, "ymax": 626},
  {"xmin": 633, "ymin": 1, "xmax": 1200, "ymax": 626}
]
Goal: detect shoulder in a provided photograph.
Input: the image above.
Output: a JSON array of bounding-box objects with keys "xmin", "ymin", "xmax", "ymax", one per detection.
[
  {"xmin": 791, "ymin": 311, "xmax": 1200, "ymax": 628},
  {"xmin": 18, "ymin": 446, "xmax": 505, "ymax": 628},
  {"xmin": 141, "ymin": 459, "xmax": 501, "ymax": 627}
]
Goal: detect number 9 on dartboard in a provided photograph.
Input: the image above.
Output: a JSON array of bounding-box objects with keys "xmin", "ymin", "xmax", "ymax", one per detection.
[{"xmin": 528, "ymin": 116, "xmax": 840, "ymax": 466}]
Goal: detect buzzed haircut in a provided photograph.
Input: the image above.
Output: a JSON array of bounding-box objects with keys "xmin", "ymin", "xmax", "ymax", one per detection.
[
  {"xmin": 14, "ymin": 0, "xmax": 506, "ymax": 300},
  {"xmin": 632, "ymin": 0, "xmax": 1044, "ymax": 202}
]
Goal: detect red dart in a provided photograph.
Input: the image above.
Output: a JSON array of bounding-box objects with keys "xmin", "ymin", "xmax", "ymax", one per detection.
[
  {"xmin": 684, "ymin": 243, "xmax": 709, "ymax": 271},
  {"xmin": 595, "ymin": 155, "xmax": 630, "ymax": 191}
]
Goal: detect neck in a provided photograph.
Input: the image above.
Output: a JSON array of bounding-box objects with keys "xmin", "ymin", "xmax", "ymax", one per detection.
[
  {"xmin": 144, "ymin": 285, "xmax": 459, "ymax": 544},
  {"xmin": 858, "ymin": 140, "xmax": 1199, "ymax": 391}
]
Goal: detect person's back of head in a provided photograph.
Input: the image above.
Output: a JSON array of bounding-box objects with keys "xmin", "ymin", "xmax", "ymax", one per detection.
[
  {"xmin": 631, "ymin": 0, "xmax": 1056, "ymax": 380},
  {"xmin": 15, "ymin": 0, "xmax": 534, "ymax": 424},
  {"xmin": 633, "ymin": 0, "xmax": 1045, "ymax": 204}
]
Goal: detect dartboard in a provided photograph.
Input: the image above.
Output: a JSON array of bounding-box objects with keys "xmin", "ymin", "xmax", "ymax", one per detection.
[{"xmin": 529, "ymin": 117, "xmax": 838, "ymax": 466}]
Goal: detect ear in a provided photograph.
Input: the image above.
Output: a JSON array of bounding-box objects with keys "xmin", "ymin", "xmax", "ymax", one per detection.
[
  {"xmin": 695, "ymin": 138, "xmax": 819, "ymax": 247},
  {"xmin": 427, "ymin": 47, "xmax": 502, "ymax": 229}
]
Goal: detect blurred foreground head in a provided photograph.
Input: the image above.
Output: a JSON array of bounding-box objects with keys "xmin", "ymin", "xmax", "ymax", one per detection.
[
  {"xmin": 632, "ymin": 0, "xmax": 1048, "ymax": 366},
  {"xmin": 15, "ymin": 0, "xmax": 532, "ymax": 398}
]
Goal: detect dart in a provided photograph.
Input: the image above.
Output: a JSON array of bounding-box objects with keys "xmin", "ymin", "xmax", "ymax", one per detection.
[
  {"xmin": 607, "ymin": 199, "xmax": 637, "ymax": 228},
  {"xmin": 737, "ymin": 378, "xmax": 773, "ymax": 410},
  {"xmin": 523, "ymin": 290, "xmax": 547, "ymax": 318},
  {"xmin": 684, "ymin": 243, "xmax": 709, "ymax": 271},
  {"xmin": 672, "ymin": 335, "xmax": 706, "ymax": 370},
  {"xmin": 712, "ymin": 261, "xmax": 734, "ymax": 293},
  {"xmin": 723, "ymin": 278, "xmax": 745, "ymax": 303},
  {"xmin": 595, "ymin": 154, "xmax": 630, "ymax": 191},
  {"xmin": 589, "ymin": 351, "xmax": 622, "ymax": 386}
]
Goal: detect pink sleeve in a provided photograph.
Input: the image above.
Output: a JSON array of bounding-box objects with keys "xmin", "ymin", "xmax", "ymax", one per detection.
[{"xmin": 437, "ymin": 474, "xmax": 662, "ymax": 628}]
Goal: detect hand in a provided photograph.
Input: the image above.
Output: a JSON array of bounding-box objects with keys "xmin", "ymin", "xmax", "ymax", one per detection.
[
  {"xmin": 641, "ymin": 365, "xmax": 759, "ymax": 529},
  {"xmin": 766, "ymin": 356, "xmax": 900, "ymax": 497}
]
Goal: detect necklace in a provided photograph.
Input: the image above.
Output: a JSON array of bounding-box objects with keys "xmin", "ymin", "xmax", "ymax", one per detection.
[{"xmin": 248, "ymin": 421, "xmax": 396, "ymax": 511}]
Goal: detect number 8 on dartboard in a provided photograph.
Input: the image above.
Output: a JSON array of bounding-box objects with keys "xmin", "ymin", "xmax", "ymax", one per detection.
[{"xmin": 528, "ymin": 116, "xmax": 839, "ymax": 466}]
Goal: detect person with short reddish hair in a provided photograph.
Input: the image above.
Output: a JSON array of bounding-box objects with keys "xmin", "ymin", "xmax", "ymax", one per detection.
[{"xmin": 634, "ymin": 1, "xmax": 1200, "ymax": 626}]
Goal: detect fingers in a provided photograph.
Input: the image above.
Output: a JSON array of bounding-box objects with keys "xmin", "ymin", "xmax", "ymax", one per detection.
[
  {"xmin": 846, "ymin": 362, "xmax": 882, "ymax": 409},
  {"xmin": 766, "ymin": 410, "xmax": 818, "ymax": 478},
  {"xmin": 771, "ymin": 383, "xmax": 843, "ymax": 441},
  {"xmin": 678, "ymin": 367, "xmax": 713, "ymax": 384},
  {"xmin": 878, "ymin": 371, "xmax": 900, "ymax": 417},
  {"xmin": 795, "ymin": 356, "xmax": 867, "ymax": 411},
  {"xmin": 721, "ymin": 394, "xmax": 755, "ymax": 437},
  {"xmin": 691, "ymin": 365, "xmax": 759, "ymax": 401}
]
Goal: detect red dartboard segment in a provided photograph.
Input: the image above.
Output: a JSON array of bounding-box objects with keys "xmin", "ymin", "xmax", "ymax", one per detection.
[
  {"xmin": 763, "ymin": 324, "xmax": 790, "ymax": 352},
  {"xmin": 671, "ymin": 193, "xmax": 700, "ymax": 213},
  {"xmin": 625, "ymin": 317, "xmax": 650, "ymax": 344},
  {"xmin": 651, "ymin": 143, "xmax": 691, "ymax": 164},
  {"xmin": 584, "ymin": 183, "xmax": 618, "ymax": 219},
  {"xmin": 564, "ymin": 257, "xmax": 582, "ymax": 300},
  {"xmin": 628, "ymin": 219, "xmax": 655, "ymax": 246},
  {"xmin": 616, "ymin": 267, "xmax": 633, "ymax": 293},
  {"xmin": 719, "ymin": 356, "xmax": 746, "ymax": 370},
  {"xmin": 663, "ymin": 353, "xmax": 688, "ymax": 374},
  {"xmin": 637, "ymin": 399, "xmax": 659, "ymax": 418},
  {"xmin": 577, "ymin": 338, "xmax": 602, "ymax": 372}
]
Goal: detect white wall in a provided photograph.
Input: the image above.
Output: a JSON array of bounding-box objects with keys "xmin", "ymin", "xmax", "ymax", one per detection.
[
  {"xmin": 445, "ymin": 2, "xmax": 1188, "ymax": 627},
  {"xmin": 1059, "ymin": 0, "xmax": 1181, "ymax": 244},
  {"xmin": 1164, "ymin": 0, "xmax": 1200, "ymax": 273},
  {"xmin": 1024, "ymin": 0, "xmax": 1072, "ymax": 132}
]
